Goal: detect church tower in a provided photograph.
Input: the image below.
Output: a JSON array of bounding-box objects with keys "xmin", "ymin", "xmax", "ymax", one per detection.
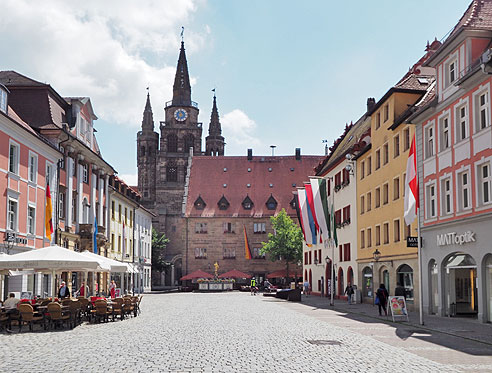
[
  {"xmin": 205, "ymin": 94, "xmax": 225, "ymax": 156},
  {"xmin": 137, "ymin": 92, "xmax": 158, "ymax": 205}
]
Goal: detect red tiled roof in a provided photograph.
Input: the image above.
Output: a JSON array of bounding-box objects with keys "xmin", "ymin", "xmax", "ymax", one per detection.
[
  {"xmin": 450, "ymin": 0, "xmax": 492, "ymax": 37},
  {"xmin": 0, "ymin": 70, "xmax": 48, "ymax": 87},
  {"xmin": 185, "ymin": 155, "xmax": 325, "ymax": 218}
]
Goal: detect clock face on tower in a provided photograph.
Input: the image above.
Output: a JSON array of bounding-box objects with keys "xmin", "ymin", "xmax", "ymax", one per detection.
[{"xmin": 174, "ymin": 108, "xmax": 188, "ymax": 122}]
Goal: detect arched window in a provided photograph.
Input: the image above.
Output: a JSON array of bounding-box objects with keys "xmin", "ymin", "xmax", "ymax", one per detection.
[
  {"xmin": 362, "ymin": 266, "xmax": 373, "ymax": 298},
  {"xmin": 184, "ymin": 134, "xmax": 194, "ymax": 153},
  {"xmin": 397, "ymin": 264, "xmax": 414, "ymax": 300},
  {"xmin": 167, "ymin": 134, "xmax": 178, "ymax": 152},
  {"xmin": 166, "ymin": 163, "xmax": 178, "ymax": 182}
]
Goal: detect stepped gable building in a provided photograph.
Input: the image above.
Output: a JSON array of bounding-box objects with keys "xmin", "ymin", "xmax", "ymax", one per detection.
[
  {"xmin": 182, "ymin": 151, "xmax": 324, "ymax": 283},
  {"xmin": 137, "ymin": 41, "xmax": 225, "ymax": 284}
]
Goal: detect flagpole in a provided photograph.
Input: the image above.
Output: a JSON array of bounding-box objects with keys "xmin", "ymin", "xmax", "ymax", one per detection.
[
  {"xmin": 331, "ymin": 242, "xmax": 334, "ymax": 306},
  {"xmin": 417, "ymin": 207, "xmax": 424, "ymax": 325}
]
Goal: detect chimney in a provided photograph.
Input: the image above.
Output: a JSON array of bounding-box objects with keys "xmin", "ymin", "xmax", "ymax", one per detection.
[
  {"xmin": 247, "ymin": 148, "xmax": 253, "ymax": 161},
  {"xmin": 367, "ymin": 97, "xmax": 376, "ymax": 112},
  {"xmin": 295, "ymin": 148, "xmax": 301, "ymax": 160}
]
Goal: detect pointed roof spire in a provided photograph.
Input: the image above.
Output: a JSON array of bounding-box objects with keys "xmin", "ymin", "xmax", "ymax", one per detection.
[
  {"xmin": 208, "ymin": 91, "xmax": 221, "ymax": 136},
  {"xmin": 142, "ymin": 89, "xmax": 154, "ymax": 131},
  {"xmin": 172, "ymin": 37, "xmax": 192, "ymax": 106}
]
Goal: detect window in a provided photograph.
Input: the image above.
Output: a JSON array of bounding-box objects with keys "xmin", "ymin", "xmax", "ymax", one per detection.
[
  {"xmin": 342, "ymin": 168, "xmax": 350, "ymax": 186},
  {"xmin": 375, "ymin": 187, "xmax": 381, "ymax": 208},
  {"xmin": 383, "ymin": 143, "xmax": 388, "ymax": 165},
  {"xmin": 194, "ymin": 248, "xmax": 207, "ymax": 259},
  {"xmin": 7, "ymin": 198, "xmax": 17, "ymax": 231},
  {"xmin": 366, "ymin": 192, "xmax": 371, "ymax": 212},
  {"xmin": 9, "ymin": 142, "xmax": 19, "ymax": 174},
  {"xmin": 335, "ymin": 172, "xmax": 341, "ymax": 189},
  {"xmin": 195, "ymin": 222, "xmax": 208, "ymax": 234},
  {"xmin": 478, "ymin": 163, "xmax": 492, "ymax": 205},
  {"xmin": 425, "ymin": 124, "xmax": 434, "ymax": 158},
  {"xmin": 46, "ymin": 163, "xmax": 53, "ymax": 186},
  {"xmin": 394, "ymin": 219, "xmax": 400, "ymax": 242},
  {"xmin": 405, "ymin": 224, "xmax": 412, "ymax": 239},
  {"xmin": 129, "ymin": 211, "xmax": 133, "ymax": 227},
  {"xmin": 82, "ymin": 164, "xmax": 88, "ymax": 183},
  {"xmin": 118, "ymin": 236, "xmax": 122, "ymax": 252},
  {"xmin": 367, "ymin": 228, "xmax": 372, "ymax": 247},
  {"xmin": 439, "ymin": 115, "xmax": 450, "ymax": 151},
  {"xmin": 0, "ymin": 86, "xmax": 7, "ymax": 113},
  {"xmin": 223, "ymin": 222, "xmax": 235, "ymax": 233},
  {"xmin": 166, "ymin": 166, "xmax": 177, "ymax": 182},
  {"xmin": 394, "ymin": 135, "xmax": 400, "ymax": 158},
  {"xmin": 360, "ymin": 195, "xmax": 365, "ymax": 214},
  {"xmin": 361, "ymin": 161, "xmax": 365, "ymax": 179},
  {"xmin": 254, "ymin": 222, "xmax": 266, "ymax": 233},
  {"xmin": 342, "ymin": 205, "xmax": 350, "ymax": 224},
  {"xmin": 265, "ymin": 195, "xmax": 277, "ymax": 210},
  {"xmin": 118, "ymin": 204, "xmax": 122, "ymax": 222},
  {"xmin": 27, "ymin": 206, "xmax": 35, "ymax": 235},
  {"xmin": 376, "ymin": 112, "xmax": 381, "ymax": 129},
  {"xmin": 335, "ymin": 209, "xmax": 342, "ymax": 226},
  {"xmin": 253, "ymin": 247, "xmax": 265, "ymax": 259},
  {"xmin": 111, "ymin": 201, "xmax": 115, "ymax": 219},
  {"xmin": 59, "ymin": 192, "xmax": 65, "ymax": 219},
  {"xmin": 59, "ymin": 146, "xmax": 65, "ymax": 169},
  {"xmin": 184, "ymin": 134, "xmax": 195, "ymax": 153},
  {"xmin": 393, "ymin": 177, "xmax": 400, "ymax": 200},
  {"xmin": 339, "ymin": 245, "xmax": 343, "ymax": 262},
  {"xmin": 383, "ymin": 222, "xmax": 389, "ymax": 244},
  {"xmin": 403, "ymin": 128, "xmax": 410, "ymax": 151},
  {"xmin": 458, "ymin": 171, "xmax": 471, "ymax": 210},
  {"xmin": 449, "ymin": 60, "xmax": 456, "ymax": 84},
  {"xmin": 477, "ymin": 91, "xmax": 490, "ymax": 130},
  {"xmin": 426, "ymin": 183, "xmax": 437, "ymax": 218},
  {"xmin": 343, "ymin": 243, "xmax": 351, "ymax": 261},
  {"xmin": 383, "ymin": 183, "xmax": 389, "ymax": 205},
  {"xmin": 441, "ymin": 178, "xmax": 452, "ymax": 215},
  {"xmin": 360, "ymin": 230, "xmax": 365, "ymax": 248},
  {"xmin": 375, "ymin": 149, "xmax": 381, "ymax": 170},
  {"xmin": 223, "ymin": 247, "xmax": 236, "ymax": 259},
  {"xmin": 29, "ymin": 153, "xmax": 38, "ymax": 183},
  {"xmin": 456, "ymin": 104, "xmax": 468, "ymax": 142},
  {"xmin": 167, "ymin": 134, "xmax": 178, "ymax": 152},
  {"xmin": 111, "ymin": 234, "xmax": 115, "ymax": 251},
  {"xmin": 384, "ymin": 104, "xmax": 389, "ymax": 122},
  {"xmin": 367, "ymin": 156, "xmax": 372, "ymax": 175},
  {"xmin": 375, "ymin": 225, "xmax": 381, "ymax": 246}
]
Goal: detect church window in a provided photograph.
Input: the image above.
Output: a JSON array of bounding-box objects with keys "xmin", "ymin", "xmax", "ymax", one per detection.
[
  {"xmin": 167, "ymin": 134, "xmax": 178, "ymax": 152},
  {"xmin": 184, "ymin": 134, "xmax": 195, "ymax": 153},
  {"xmin": 166, "ymin": 166, "xmax": 177, "ymax": 182}
]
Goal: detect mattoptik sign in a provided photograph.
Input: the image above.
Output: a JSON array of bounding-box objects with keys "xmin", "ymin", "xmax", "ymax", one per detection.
[{"xmin": 437, "ymin": 231, "xmax": 476, "ymax": 246}]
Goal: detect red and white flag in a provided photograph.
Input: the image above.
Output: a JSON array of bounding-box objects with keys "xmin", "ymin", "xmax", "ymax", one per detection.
[{"xmin": 404, "ymin": 134, "xmax": 419, "ymax": 225}]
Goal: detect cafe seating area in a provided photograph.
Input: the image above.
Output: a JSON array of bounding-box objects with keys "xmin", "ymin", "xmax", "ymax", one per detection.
[{"xmin": 0, "ymin": 295, "xmax": 143, "ymax": 333}]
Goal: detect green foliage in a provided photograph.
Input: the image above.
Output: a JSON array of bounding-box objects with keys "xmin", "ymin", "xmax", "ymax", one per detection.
[
  {"xmin": 261, "ymin": 209, "xmax": 303, "ymax": 265},
  {"xmin": 151, "ymin": 228, "xmax": 169, "ymax": 273}
]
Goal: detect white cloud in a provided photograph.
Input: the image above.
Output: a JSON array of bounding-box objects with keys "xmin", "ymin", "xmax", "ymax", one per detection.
[
  {"xmin": 221, "ymin": 109, "xmax": 262, "ymax": 153},
  {"xmin": 119, "ymin": 173, "xmax": 138, "ymax": 186},
  {"xmin": 0, "ymin": 0, "xmax": 204, "ymax": 128}
]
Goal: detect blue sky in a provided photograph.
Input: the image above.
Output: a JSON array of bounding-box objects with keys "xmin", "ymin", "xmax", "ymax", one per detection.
[{"xmin": 0, "ymin": 0, "xmax": 468, "ymax": 184}]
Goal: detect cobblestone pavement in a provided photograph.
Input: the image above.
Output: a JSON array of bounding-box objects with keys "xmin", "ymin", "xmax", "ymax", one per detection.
[{"xmin": 0, "ymin": 293, "xmax": 490, "ymax": 372}]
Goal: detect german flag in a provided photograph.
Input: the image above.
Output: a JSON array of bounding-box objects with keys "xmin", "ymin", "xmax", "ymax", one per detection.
[
  {"xmin": 243, "ymin": 225, "xmax": 252, "ymax": 260},
  {"xmin": 45, "ymin": 183, "xmax": 53, "ymax": 242}
]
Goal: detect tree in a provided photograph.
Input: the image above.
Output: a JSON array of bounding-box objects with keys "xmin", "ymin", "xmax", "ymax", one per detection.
[
  {"xmin": 261, "ymin": 209, "xmax": 303, "ymax": 284},
  {"xmin": 151, "ymin": 228, "xmax": 169, "ymax": 274}
]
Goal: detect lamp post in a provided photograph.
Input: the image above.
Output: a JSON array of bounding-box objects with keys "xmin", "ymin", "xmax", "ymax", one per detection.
[
  {"xmin": 372, "ymin": 249, "xmax": 381, "ymax": 306},
  {"xmin": 325, "ymin": 255, "xmax": 334, "ymax": 306}
]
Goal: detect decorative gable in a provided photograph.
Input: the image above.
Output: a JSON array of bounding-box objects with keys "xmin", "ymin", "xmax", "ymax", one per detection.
[
  {"xmin": 194, "ymin": 195, "xmax": 206, "ymax": 210},
  {"xmin": 265, "ymin": 194, "xmax": 277, "ymax": 210},
  {"xmin": 217, "ymin": 195, "xmax": 230, "ymax": 210},
  {"xmin": 242, "ymin": 195, "xmax": 254, "ymax": 210}
]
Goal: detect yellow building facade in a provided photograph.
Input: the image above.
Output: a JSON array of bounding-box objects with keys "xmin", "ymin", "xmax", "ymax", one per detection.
[{"xmin": 356, "ymin": 88, "xmax": 424, "ymax": 311}]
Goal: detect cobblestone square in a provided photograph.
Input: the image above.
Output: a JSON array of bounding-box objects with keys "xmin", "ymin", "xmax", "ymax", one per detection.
[{"xmin": 2, "ymin": 293, "xmax": 492, "ymax": 372}]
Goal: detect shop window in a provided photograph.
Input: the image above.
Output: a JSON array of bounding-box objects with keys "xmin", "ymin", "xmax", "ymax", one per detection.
[{"xmin": 397, "ymin": 264, "xmax": 414, "ymax": 301}]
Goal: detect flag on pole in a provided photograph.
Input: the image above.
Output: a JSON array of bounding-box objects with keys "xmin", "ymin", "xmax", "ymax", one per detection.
[
  {"xmin": 294, "ymin": 192, "xmax": 306, "ymax": 241},
  {"xmin": 404, "ymin": 134, "xmax": 419, "ymax": 225},
  {"xmin": 305, "ymin": 183, "xmax": 320, "ymax": 242},
  {"xmin": 45, "ymin": 183, "xmax": 53, "ymax": 242},
  {"xmin": 243, "ymin": 225, "xmax": 252, "ymax": 260},
  {"xmin": 93, "ymin": 217, "xmax": 98, "ymax": 255},
  {"xmin": 310, "ymin": 178, "xmax": 330, "ymax": 241},
  {"xmin": 298, "ymin": 188, "xmax": 316, "ymax": 245},
  {"xmin": 331, "ymin": 201, "xmax": 338, "ymax": 247}
]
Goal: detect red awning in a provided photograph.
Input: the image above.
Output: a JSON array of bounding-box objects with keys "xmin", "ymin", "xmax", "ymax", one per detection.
[
  {"xmin": 266, "ymin": 270, "xmax": 300, "ymax": 279},
  {"xmin": 218, "ymin": 269, "xmax": 252, "ymax": 279},
  {"xmin": 180, "ymin": 270, "xmax": 214, "ymax": 281}
]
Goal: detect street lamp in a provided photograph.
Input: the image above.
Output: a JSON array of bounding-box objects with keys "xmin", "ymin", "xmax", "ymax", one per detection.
[
  {"xmin": 3, "ymin": 234, "xmax": 15, "ymax": 254},
  {"xmin": 371, "ymin": 249, "xmax": 381, "ymax": 306},
  {"xmin": 373, "ymin": 249, "xmax": 381, "ymax": 262}
]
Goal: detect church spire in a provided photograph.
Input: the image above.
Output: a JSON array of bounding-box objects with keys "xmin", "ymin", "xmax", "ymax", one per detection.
[
  {"xmin": 142, "ymin": 90, "xmax": 154, "ymax": 131},
  {"xmin": 208, "ymin": 93, "xmax": 222, "ymax": 136},
  {"xmin": 205, "ymin": 92, "xmax": 225, "ymax": 156},
  {"xmin": 172, "ymin": 41, "xmax": 192, "ymax": 106}
]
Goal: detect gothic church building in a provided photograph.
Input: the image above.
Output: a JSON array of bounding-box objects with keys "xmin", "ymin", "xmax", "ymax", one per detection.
[{"xmin": 137, "ymin": 42, "xmax": 224, "ymax": 285}]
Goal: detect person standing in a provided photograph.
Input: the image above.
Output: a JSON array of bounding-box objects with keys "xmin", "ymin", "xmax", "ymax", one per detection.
[
  {"xmin": 344, "ymin": 282, "xmax": 354, "ymax": 305},
  {"xmin": 376, "ymin": 283, "xmax": 389, "ymax": 316},
  {"xmin": 250, "ymin": 277, "xmax": 257, "ymax": 296},
  {"xmin": 109, "ymin": 280, "xmax": 116, "ymax": 299},
  {"xmin": 78, "ymin": 282, "xmax": 89, "ymax": 298},
  {"xmin": 58, "ymin": 281, "xmax": 70, "ymax": 299},
  {"xmin": 303, "ymin": 280, "xmax": 310, "ymax": 296}
]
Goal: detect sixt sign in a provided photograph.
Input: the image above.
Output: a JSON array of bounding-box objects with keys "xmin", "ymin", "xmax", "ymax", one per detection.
[{"xmin": 437, "ymin": 231, "xmax": 476, "ymax": 246}]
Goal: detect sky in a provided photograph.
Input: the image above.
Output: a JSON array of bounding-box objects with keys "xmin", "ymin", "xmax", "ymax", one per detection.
[{"xmin": 0, "ymin": 0, "xmax": 469, "ymax": 185}]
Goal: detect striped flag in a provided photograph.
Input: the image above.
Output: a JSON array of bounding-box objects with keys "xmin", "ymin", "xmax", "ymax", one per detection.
[
  {"xmin": 404, "ymin": 134, "xmax": 419, "ymax": 225},
  {"xmin": 305, "ymin": 183, "xmax": 320, "ymax": 242},
  {"xmin": 243, "ymin": 225, "xmax": 252, "ymax": 260},
  {"xmin": 294, "ymin": 192, "xmax": 306, "ymax": 241},
  {"xmin": 310, "ymin": 178, "xmax": 330, "ymax": 241},
  {"xmin": 93, "ymin": 217, "xmax": 98, "ymax": 254},
  {"xmin": 298, "ymin": 189, "xmax": 316, "ymax": 245},
  {"xmin": 45, "ymin": 183, "xmax": 53, "ymax": 242}
]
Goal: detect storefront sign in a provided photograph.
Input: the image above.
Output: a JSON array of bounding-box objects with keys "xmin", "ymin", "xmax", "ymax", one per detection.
[
  {"xmin": 388, "ymin": 296, "xmax": 409, "ymax": 322},
  {"xmin": 406, "ymin": 236, "xmax": 422, "ymax": 248},
  {"xmin": 437, "ymin": 231, "xmax": 476, "ymax": 246}
]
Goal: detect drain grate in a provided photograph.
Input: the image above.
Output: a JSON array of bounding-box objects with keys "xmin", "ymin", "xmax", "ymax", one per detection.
[{"xmin": 307, "ymin": 340, "xmax": 342, "ymax": 346}]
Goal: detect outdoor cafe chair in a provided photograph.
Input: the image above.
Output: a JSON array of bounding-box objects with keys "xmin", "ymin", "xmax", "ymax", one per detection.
[
  {"xmin": 136, "ymin": 295, "xmax": 143, "ymax": 315},
  {"xmin": 77, "ymin": 298, "xmax": 90, "ymax": 320},
  {"xmin": 111, "ymin": 298, "xmax": 124, "ymax": 321},
  {"xmin": 67, "ymin": 300, "xmax": 81, "ymax": 328},
  {"xmin": 46, "ymin": 302, "xmax": 70, "ymax": 330},
  {"xmin": 130, "ymin": 296, "xmax": 138, "ymax": 317},
  {"xmin": 61, "ymin": 299, "xmax": 72, "ymax": 307},
  {"xmin": 0, "ymin": 310, "xmax": 11, "ymax": 331},
  {"xmin": 18, "ymin": 303, "xmax": 44, "ymax": 332},
  {"xmin": 91, "ymin": 300, "xmax": 111, "ymax": 323},
  {"xmin": 122, "ymin": 297, "xmax": 134, "ymax": 318}
]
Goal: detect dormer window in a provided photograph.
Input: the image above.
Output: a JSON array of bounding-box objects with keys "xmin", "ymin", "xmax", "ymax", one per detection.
[
  {"xmin": 218, "ymin": 195, "xmax": 230, "ymax": 210},
  {"xmin": 194, "ymin": 196, "xmax": 206, "ymax": 210},
  {"xmin": 0, "ymin": 85, "xmax": 8, "ymax": 114},
  {"xmin": 449, "ymin": 61, "xmax": 456, "ymax": 83},
  {"xmin": 266, "ymin": 195, "xmax": 277, "ymax": 210},
  {"xmin": 290, "ymin": 196, "xmax": 297, "ymax": 209},
  {"xmin": 444, "ymin": 55, "xmax": 458, "ymax": 88},
  {"xmin": 242, "ymin": 195, "xmax": 254, "ymax": 210}
]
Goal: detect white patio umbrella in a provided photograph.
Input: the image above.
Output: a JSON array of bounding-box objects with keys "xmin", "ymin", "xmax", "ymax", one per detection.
[
  {"xmin": 79, "ymin": 251, "xmax": 126, "ymax": 272},
  {"xmin": 0, "ymin": 245, "xmax": 103, "ymax": 297}
]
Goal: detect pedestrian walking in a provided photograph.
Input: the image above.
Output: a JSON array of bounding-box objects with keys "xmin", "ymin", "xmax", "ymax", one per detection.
[
  {"xmin": 344, "ymin": 282, "xmax": 354, "ymax": 304},
  {"xmin": 303, "ymin": 280, "xmax": 310, "ymax": 296},
  {"xmin": 250, "ymin": 277, "xmax": 257, "ymax": 296},
  {"xmin": 376, "ymin": 283, "xmax": 389, "ymax": 316}
]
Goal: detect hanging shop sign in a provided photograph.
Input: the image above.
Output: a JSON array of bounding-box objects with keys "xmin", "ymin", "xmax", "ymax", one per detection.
[{"xmin": 436, "ymin": 231, "xmax": 476, "ymax": 246}]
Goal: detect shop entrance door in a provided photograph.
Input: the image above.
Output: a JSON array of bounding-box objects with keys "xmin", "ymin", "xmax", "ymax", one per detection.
[{"xmin": 445, "ymin": 253, "xmax": 477, "ymax": 318}]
